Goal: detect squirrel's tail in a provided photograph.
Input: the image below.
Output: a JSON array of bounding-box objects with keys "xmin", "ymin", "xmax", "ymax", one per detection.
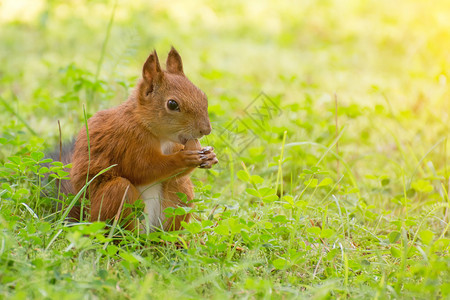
[
  {"xmin": 45, "ymin": 139, "xmax": 80, "ymax": 221},
  {"xmin": 46, "ymin": 139, "xmax": 75, "ymax": 195}
]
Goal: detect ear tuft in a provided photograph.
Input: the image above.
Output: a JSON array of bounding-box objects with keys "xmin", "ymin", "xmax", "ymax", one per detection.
[
  {"xmin": 166, "ymin": 46, "xmax": 184, "ymax": 75},
  {"xmin": 142, "ymin": 50, "xmax": 162, "ymax": 88}
]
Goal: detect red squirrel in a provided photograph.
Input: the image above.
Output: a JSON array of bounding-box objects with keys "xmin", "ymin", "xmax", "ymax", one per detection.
[{"xmin": 68, "ymin": 47, "xmax": 218, "ymax": 231}]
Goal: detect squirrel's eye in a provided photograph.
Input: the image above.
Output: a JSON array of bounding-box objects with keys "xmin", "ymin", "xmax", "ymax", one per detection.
[{"xmin": 167, "ymin": 99, "xmax": 180, "ymax": 111}]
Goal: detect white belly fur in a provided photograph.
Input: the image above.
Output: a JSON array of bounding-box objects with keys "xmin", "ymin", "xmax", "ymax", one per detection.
[
  {"xmin": 137, "ymin": 140, "xmax": 174, "ymax": 232},
  {"xmin": 137, "ymin": 183, "xmax": 163, "ymax": 231}
]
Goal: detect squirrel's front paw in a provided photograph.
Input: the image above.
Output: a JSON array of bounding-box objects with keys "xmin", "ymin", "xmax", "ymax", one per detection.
[
  {"xmin": 179, "ymin": 150, "xmax": 206, "ymax": 168},
  {"xmin": 198, "ymin": 146, "xmax": 218, "ymax": 169},
  {"xmin": 179, "ymin": 146, "xmax": 218, "ymax": 169}
]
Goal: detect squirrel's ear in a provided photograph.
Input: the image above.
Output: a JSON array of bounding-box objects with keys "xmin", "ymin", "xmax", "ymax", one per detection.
[
  {"xmin": 166, "ymin": 47, "xmax": 184, "ymax": 75},
  {"xmin": 142, "ymin": 50, "xmax": 162, "ymax": 89}
]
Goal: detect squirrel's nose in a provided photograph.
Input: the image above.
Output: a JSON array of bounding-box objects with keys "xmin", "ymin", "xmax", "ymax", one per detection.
[{"xmin": 199, "ymin": 122, "xmax": 212, "ymax": 136}]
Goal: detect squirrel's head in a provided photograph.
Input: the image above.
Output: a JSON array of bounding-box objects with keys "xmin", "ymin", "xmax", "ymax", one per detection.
[{"xmin": 136, "ymin": 47, "xmax": 211, "ymax": 145}]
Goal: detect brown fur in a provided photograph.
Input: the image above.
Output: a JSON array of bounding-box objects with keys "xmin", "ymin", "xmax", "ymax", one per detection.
[{"xmin": 69, "ymin": 47, "xmax": 218, "ymax": 230}]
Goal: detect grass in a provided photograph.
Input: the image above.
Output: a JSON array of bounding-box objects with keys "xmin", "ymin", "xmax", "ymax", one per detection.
[{"xmin": 1, "ymin": 0, "xmax": 450, "ymax": 298}]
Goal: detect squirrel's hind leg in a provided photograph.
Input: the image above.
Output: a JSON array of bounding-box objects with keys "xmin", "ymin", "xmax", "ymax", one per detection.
[
  {"xmin": 162, "ymin": 176, "xmax": 195, "ymax": 231},
  {"xmin": 90, "ymin": 177, "xmax": 140, "ymax": 230}
]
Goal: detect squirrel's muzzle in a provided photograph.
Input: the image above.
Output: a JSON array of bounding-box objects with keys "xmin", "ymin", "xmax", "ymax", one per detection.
[{"xmin": 199, "ymin": 120, "xmax": 212, "ymax": 136}]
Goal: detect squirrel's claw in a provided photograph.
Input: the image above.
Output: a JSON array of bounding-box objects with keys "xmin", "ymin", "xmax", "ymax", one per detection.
[
  {"xmin": 199, "ymin": 146, "xmax": 214, "ymax": 154},
  {"xmin": 199, "ymin": 156, "xmax": 218, "ymax": 169}
]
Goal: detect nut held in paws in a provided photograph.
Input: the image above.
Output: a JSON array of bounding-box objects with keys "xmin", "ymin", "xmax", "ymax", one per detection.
[{"xmin": 185, "ymin": 139, "xmax": 201, "ymax": 150}]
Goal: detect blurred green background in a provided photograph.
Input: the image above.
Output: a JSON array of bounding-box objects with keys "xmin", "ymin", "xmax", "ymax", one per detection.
[{"xmin": 1, "ymin": 1, "xmax": 449, "ymax": 139}]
